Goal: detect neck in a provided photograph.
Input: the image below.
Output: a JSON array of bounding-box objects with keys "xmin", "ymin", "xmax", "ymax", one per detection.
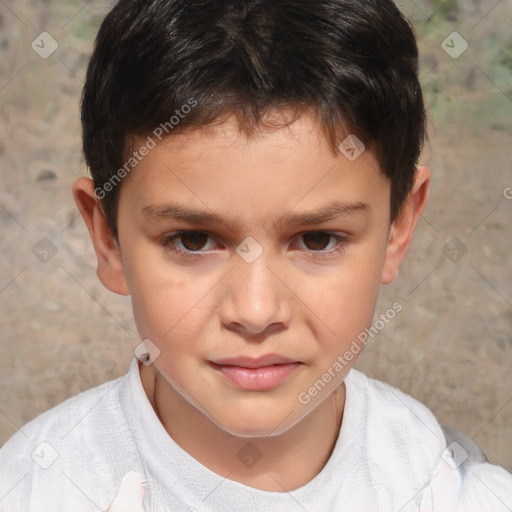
[{"xmin": 140, "ymin": 361, "xmax": 345, "ymax": 492}]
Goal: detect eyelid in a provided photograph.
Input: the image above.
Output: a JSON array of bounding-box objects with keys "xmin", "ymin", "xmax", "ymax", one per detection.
[
  {"xmin": 294, "ymin": 232, "xmax": 349, "ymax": 257},
  {"xmin": 162, "ymin": 231, "xmax": 219, "ymax": 256},
  {"xmin": 162, "ymin": 230, "xmax": 349, "ymax": 259}
]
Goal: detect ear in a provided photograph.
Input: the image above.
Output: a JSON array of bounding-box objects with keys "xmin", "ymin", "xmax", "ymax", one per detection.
[
  {"xmin": 381, "ymin": 166, "xmax": 431, "ymax": 284},
  {"xmin": 72, "ymin": 177, "xmax": 130, "ymax": 296}
]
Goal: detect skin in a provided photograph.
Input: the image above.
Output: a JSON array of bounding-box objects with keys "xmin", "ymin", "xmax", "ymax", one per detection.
[{"xmin": 73, "ymin": 112, "xmax": 430, "ymax": 494}]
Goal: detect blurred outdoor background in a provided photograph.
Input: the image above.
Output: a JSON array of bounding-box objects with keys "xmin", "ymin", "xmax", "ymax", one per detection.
[{"xmin": 0, "ymin": 0, "xmax": 511, "ymax": 471}]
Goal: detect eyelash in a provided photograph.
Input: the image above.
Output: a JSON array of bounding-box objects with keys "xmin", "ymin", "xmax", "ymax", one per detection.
[{"xmin": 161, "ymin": 231, "xmax": 348, "ymax": 260}]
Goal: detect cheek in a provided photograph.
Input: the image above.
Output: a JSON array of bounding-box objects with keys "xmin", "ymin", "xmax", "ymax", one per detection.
[
  {"xmin": 125, "ymin": 250, "xmax": 218, "ymax": 354},
  {"xmin": 313, "ymin": 248, "xmax": 384, "ymax": 345},
  {"xmin": 122, "ymin": 247, "xmax": 190, "ymax": 339},
  {"xmin": 320, "ymin": 279, "xmax": 379, "ymax": 339}
]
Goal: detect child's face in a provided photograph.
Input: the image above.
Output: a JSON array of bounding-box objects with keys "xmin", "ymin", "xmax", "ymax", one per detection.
[{"xmin": 76, "ymin": 112, "xmax": 428, "ymax": 437}]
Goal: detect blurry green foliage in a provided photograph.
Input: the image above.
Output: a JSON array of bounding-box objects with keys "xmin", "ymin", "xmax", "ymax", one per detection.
[
  {"xmin": 499, "ymin": 37, "xmax": 512, "ymax": 71},
  {"xmin": 430, "ymin": 0, "xmax": 459, "ymax": 20},
  {"xmin": 70, "ymin": 15, "xmax": 99, "ymax": 42}
]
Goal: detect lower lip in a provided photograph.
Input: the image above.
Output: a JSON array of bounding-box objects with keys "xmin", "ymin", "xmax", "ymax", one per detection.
[{"xmin": 211, "ymin": 362, "xmax": 301, "ymax": 391}]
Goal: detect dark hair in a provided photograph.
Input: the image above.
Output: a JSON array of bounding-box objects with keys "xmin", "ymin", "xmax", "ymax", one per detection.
[{"xmin": 81, "ymin": 0, "xmax": 426, "ymax": 237}]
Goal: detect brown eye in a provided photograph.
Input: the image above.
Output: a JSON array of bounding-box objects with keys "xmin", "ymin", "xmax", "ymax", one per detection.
[
  {"xmin": 162, "ymin": 231, "xmax": 218, "ymax": 259},
  {"xmin": 302, "ymin": 232, "xmax": 333, "ymax": 251},
  {"xmin": 176, "ymin": 232, "xmax": 209, "ymax": 251}
]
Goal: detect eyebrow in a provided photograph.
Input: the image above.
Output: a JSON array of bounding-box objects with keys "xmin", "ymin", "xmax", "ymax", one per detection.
[{"xmin": 142, "ymin": 200, "xmax": 371, "ymax": 231}]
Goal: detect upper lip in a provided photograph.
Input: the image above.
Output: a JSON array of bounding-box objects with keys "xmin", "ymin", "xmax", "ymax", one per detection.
[{"xmin": 211, "ymin": 354, "xmax": 300, "ymax": 368}]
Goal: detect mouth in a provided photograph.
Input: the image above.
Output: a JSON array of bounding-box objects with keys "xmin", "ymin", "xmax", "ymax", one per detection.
[{"xmin": 209, "ymin": 354, "xmax": 302, "ymax": 391}]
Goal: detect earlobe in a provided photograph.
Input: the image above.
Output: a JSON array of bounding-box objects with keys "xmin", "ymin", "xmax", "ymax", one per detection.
[
  {"xmin": 381, "ymin": 166, "xmax": 431, "ymax": 284},
  {"xmin": 72, "ymin": 177, "xmax": 130, "ymax": 296}
]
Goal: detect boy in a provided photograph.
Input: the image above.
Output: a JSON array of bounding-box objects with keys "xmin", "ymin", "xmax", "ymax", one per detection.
[{"xmin": 0, "ymin": 0, "xmax": 511, "ymax": 510}]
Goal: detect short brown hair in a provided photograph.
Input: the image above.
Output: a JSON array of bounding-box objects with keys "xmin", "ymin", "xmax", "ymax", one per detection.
[{"xmin": 81, "ymin": 0, "xmax": 426, "ymax": 237}]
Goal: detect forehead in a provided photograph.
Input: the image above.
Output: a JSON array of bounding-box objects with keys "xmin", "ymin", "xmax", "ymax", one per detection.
[{"xmin": 119, "ymin": 113, "xmax": 389, "ymax": 230}]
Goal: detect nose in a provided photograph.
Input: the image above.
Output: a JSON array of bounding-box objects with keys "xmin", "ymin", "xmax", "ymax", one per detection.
[{"xmin": 220, "ymin": 253, "xmax": 292, "ymax": 337}]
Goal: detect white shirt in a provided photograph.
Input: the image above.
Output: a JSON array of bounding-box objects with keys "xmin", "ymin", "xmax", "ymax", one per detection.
[{"xmin": 0, "ymin": 358, "xmax": 510, "ymax": 511}]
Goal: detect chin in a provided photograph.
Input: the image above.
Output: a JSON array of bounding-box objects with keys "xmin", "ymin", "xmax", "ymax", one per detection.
[{"xmin": 207, "ymin": 407, "xmax": 306, "ymax": 439}]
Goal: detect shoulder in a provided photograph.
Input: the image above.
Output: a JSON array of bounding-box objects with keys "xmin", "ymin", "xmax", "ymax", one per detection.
[
  {"xmin": 345, "ymin": 370, "xmax": 447, "ymax": 504},
  {"xmin": 444, "ymin": 426, "xmax": 512, "ymax": 511},
  {"xmin": 458, "ymin": 462, "xmax": 512, "ymax": 511},
  {"xmin": 347, "ymin": 369, "xmax": 444, "ymax": 443},
  {"xmin": 459, "ymin": 463, "xmax": 512, "ymax": 512},
  {"xmin": 0, "ymin": 369, "xmax": 131, "ymax": 511},
  {"xmin": 346, "ymin": 370, "xmax": 512, "ymax": 511},
  {"xmin": 347, "ymin": 371, "xmax": 473, "ymax": 509},
  {"xmin": 0, "ymin": 372, "xmax": 125, "ymax": 458}
]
